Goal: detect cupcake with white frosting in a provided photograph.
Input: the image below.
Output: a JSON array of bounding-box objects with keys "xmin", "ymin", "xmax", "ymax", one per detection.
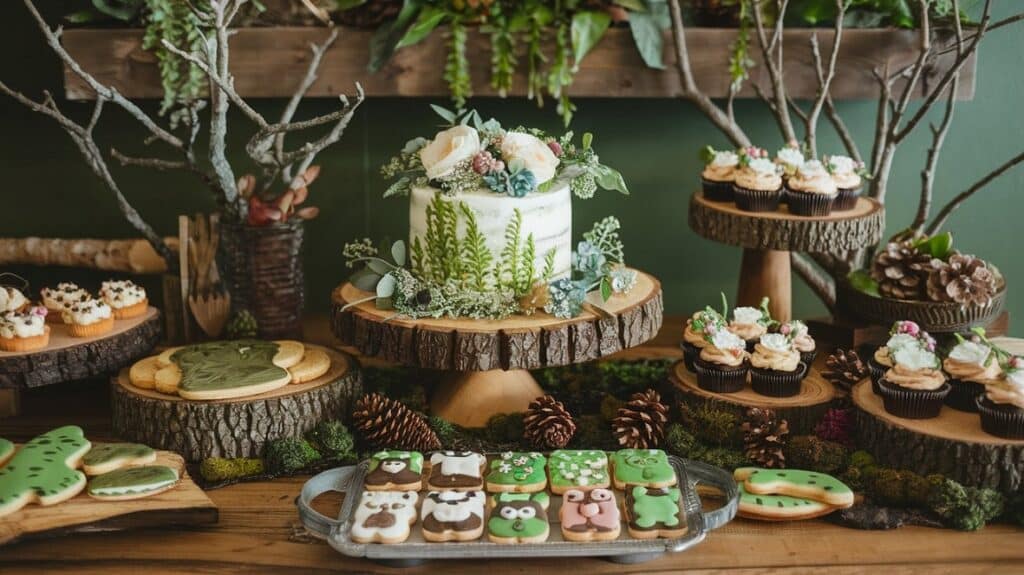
[
  {"xmin": 749, "ymin": 333, "xmax": 806, "ymax": 397},
  {"xmin": 727, "ymin": 298, "xmax": 774, "ymax": 351},
  {"xmin": 877, "ymin": 343, "xmax": 950, "ymax": 419},
  {"xmin": 40, "ymin": 282, "xmax": 91, "ymax": 323},
  {"xmin": 779, "ymin": 320, "xmax": 817, "ymax": 366},
  {"xmin": 100, "ymin": 279, "xmax": 148, "ymax": 319},
  {"xmin": 62, "ymin": 298, "xmax": 114, "ymax": 338},
  {"xmin": 0, "ymin": 306, "xmax": 50, "ymax": 352},
  {"xmin": 870, "ymin": 321, "xmax": 935, "ymax": 393},
  {"xmin": 942, "ymin": 335, "xmax": 1002, "ymax": 412},
  {"xmin": 825, "ymin": 155, "xmax": 864, "ymax": 211},
  {"xmin": 700, "ymin": 147, "xmax": 740, "ymax": 201},
  {"xmin": 693, "ymin": 329, "xmax": 749, "ymax": 394},
  {"xmin": 785, "ymin": 159, "xmax": 838, "ymax": 216},
  {"xmin": 681, "ymin": 306, "xmax": 727, "ymax": 373},
  {"xmin": 977, "ymin": 356, "xmax": 1024, "ymax": 439},
  {"xmin": 733, "ymin": 152, "xmax": 783, "ymax": 212},
  {"xmin": 774, "ymin": 144, "xmax": 805, "ymax": 181},
  {"xmin": 0, "ymin": 287, "xmax": 29, "ymax": 314}
]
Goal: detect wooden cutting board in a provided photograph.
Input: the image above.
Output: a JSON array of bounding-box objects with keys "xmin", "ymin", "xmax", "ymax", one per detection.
[{"xmin": 0, "ymin": 449, "xmax": 217, "ymax": 545}]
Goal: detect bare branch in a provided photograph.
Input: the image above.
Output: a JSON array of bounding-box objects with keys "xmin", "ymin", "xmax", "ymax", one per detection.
[
  {"xmin": 792, "ymin": 253, "xmax": 836, "ymax": 311},
  {"xmin": 751, "ymin": 0, "xmax": 798, "ymax": 143},
  {"xmin": 824, "ymin": 94, "xmax": 861, "ymax": 162},
  {"xmin": 85, "ymin": 98, "xmax": 105, "ymax": 135},
  {"xmin": 890, "ymin": 0, "xmax": 933, "ymax": 131},
  {"xmin": 805, "ymin": 1, "xmax": 845, "ymax": 157},
  {"xmin": 276, "ymin": 28, "xmax": 339, "ymax": 181},
  {"xmin": 160, "ymin": 38, "xmax": 267, "ymax": 128},
  {"xmin": 926, "ymin": 150, "xmax": 1024, "ymax": 235},
  {"xmin": 111, "ymin": 149, "xmax": 189, "ymax": 172}
]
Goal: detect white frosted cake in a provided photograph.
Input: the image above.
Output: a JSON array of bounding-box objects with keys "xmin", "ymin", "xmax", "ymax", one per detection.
[{"xmin": 409, "ymin": 185, "xmax": 572, "ymax": 280}]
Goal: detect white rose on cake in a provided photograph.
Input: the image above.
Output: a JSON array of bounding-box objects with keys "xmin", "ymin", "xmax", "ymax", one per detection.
[
  {"xmin": 500, "ymin": 131, "xmax": 560, "ymax": 185},
  {"xmin": 419, "ymin": 125, "xmax": 481, "ymax": 180}
]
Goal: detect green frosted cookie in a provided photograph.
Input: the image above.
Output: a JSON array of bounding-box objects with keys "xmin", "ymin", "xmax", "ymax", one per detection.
[
  {"xmin": 82, "ymin": 443, "xmax": 156, "ymax": 476},
  {"xmin": 486, "ymin": 452, "xmax": 547, "ymax": 492},
  {"xmin": 487, "ymin": 492, "xmax": 550, "ymax": 543},
  {"xmin": 737, "ymin": 481, "xmax": 835, "ymax": 521},
  {"xmin": 0, "ymin": 426, "xmax": 91, "ymax": 517},
  {"xmin": 611, "ymin": 449, "xmax": 676, "ymax": 488},
  {"xmin": 0, "ymin": 438, "xmax": 13, "ymax": 467},
  {"xmin": 88, "ymin": 465, "xmax": 179, "ymax": 500},
  {"xmin": 173, "ymin": 340, "xmax": 292, "ymax": 400},
  {"xmin": 735, "ymin": 467, "xmax": 854, "ymax": 507},
  {"xmin": 365, "ymin": 450, "xmax": 424, "ymax": 490},
  {"xmin": 548, "ymin": 450, "xmax": 609, "ymax": 494},
  {"xmin": 625, "ymin": 485, "xmax": 687, "ymax": 539}
]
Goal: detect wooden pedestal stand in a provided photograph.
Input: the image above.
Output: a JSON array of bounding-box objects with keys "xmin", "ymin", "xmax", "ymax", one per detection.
[
  {"xmin": 331, "ymin": 269, "xmax": 663, "ymax": 427},
  {"xmin": 0, "ymin": 307, "xmax": 162, "ymax": 416},
  {"xmin": 110, "ymin": 346, "xmax": 362, "ymax": 461},
  {"xmin": 670, "ymin": 360, "xmax": 838, "ymax": 435},
  {"xmin": 688, "ymin": 192, "xmax": 885, "ymax": 321}
]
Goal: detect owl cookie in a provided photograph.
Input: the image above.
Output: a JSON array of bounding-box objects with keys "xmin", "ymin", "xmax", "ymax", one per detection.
[
  {"xmin": 624, "ymin": 485, "xmax": 688, "ymax": 539},
  {"xmin": 421, "ymin": 490, "xmax": 485, "ymax": 542},
  {"xmin": 427, "ymin": 451, "xmax": 486, "ymax": 491},
  {"xmin": 610, "ymin": 449, "xmax": 677, "ymax": 489},
  {"xmin": 547, "ymin": 450, "xmax": 610, "ymax": 494},
  {"xmin": 487, "ymin": 492, "xmax": 550, "ymax": 544},
  {"xmin": 350, "ymin": 491, "xmax": 419, "ymax": 544},
  {"xmin": 364, "ymin": 450, "xmax": 423, "ymax": 491},
  {"xmin": 485, "ymin": 451, "xmax": 547, "ymax": 493},
  {"xmin": 560, "ymin": 488, "xmax": 621, "ymax": 541}
]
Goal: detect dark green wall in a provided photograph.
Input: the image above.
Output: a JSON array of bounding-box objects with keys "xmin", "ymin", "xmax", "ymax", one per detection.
[{"xmin": 1, "ymin": 5, "xmax": 1021, "ymax": 334}]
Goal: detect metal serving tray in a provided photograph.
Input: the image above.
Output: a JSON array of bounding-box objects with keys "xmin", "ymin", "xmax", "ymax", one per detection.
[{"xmin": 297, "ymin": 456, "xmax": 738, "ymax": 567}]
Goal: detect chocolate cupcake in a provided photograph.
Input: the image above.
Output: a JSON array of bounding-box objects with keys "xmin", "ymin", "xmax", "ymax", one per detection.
[
  {"xmin": 977, "ymin": 359, "xmax": 1024, "ymax": 439},
  {"xmin": 785, "ymin": 160, "xmax": 838, "ymax": 216},
  {"xmin": 942, "ymin": 338, "xmax": 1002, "ymax": 412},
  {"xmin": 700, "ymin": 147, "xmax": 740, "ymax": 202},
  {"xmin": 681, "ymin": 307, "xmax": 727, "ymax": 373},
  {"xmin": 734, "ymin": 157, "xmax": 783, "ymax": 212},
  {"xmin": 779, "ymin": 320, "xmax": 816, "ymax": 367},
  {"xmin": 825, "ymin": 155, "xmax": 864, "ymax": 211},
  {"xmin": 877, "ymin": 346, "xmax": 949, "ymax": 419},
  {"xmin": 749, "ymin": 333, "xmax": 806, "ymax": 397},
  {"xmin": 693, "ymin": 330, "xmax": 749, "ymax": 394},
  {"xmin": 871, "ymin": 322, "xmax": 936, "ymax": 394}
]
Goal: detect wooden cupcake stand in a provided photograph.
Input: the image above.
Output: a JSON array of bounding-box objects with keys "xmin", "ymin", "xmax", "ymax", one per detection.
[{"xmin": 331, "ymin": 269, "xmax": 663, "ymax": 427}]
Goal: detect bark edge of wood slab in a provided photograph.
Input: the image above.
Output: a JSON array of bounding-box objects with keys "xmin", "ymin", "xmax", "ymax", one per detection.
[
  {"xmin": 688, "ymin": 192, "xmax": 885, "ymax": 252},
  {"xmin": 110, "ymin": 346, "xmax": 363, "ymax": 461},
  {"xmin": 670, "ymin": 360, "xmax": 838, "ymax": 435},
  {"xmin": 852, "ymin": 379, "xmax": 1024, "ymax": 492},
  {"xmin": 329, "ymin": 269, "xmax": 664, "ymax": 372},
  {"xmin": 0, "ymin": 308, "xmax": 162, "ymax": 390}
]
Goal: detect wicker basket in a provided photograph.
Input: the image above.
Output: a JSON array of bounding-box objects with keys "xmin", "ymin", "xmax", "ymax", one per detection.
[
  {"xmin": 837, "ymin": 279, "xmax": 1006, "ymax": 333},
  {"xmin": 219, "ymin": 219, "xmax": 305, "ymax": 339}
]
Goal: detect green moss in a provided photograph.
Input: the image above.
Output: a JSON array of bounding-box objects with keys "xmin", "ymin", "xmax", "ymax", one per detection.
[
  {"xmin": 264, "ymin": 438, "xmax": 320, "ymax": 474},
  {"xmin": 599, "ymin": 395, "xmax": 624, "ymax": 422},
  {"xmin": 786, "ymin": 435, "xmax": 849, "ymax": 475},
  {"xmin": 306, "ymin": 420, "xmax": 354, "ymax": 459},
  {"xmin": 428, "ymin": 416, "xmax": 459, "ymax": 448},
  {"xmin": 847, "ymin": 450, "xmax": 876, "ymax": 470},
  {"xmin": 689, "ymin": 444, "xmax": 749, "ymax": 470},
  {"xmin": 199, "ymin": 457, "xmax": 264, "ymax": 483},
  {"xmin": 664, "ymin": 423, "xmax": 697, "ymax": 458},
  {"xmin": 869, "ymin": 468, "xmax": 933, "ymax": 507},
  {"xmin": 569, "ymin": 414, "xmax": 617, "ymax": 451},
  {"xmin": 678, "ymin": 403, "xmax": 742, "ymax": 447},
  {"xmin": 485, "ymin": 413, "xmax": 526, "ymax": 444}
]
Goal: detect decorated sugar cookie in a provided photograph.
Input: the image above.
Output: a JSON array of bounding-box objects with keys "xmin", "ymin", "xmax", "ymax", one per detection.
[
  {"xmin": 736, "ymin": 481, "xmax": 836, "ymax": 521},
  {"xmin": 560, "ymin": 488, "xmax": 620, "ymax": 541},
  {"xmin": 427, "ymin": 451, "xmax": 486, "ymax": 491},
  {"xmin": 87, "ymin": 465, "xmax": 179, "ymax": 501},
  {"xmin": 0, "ymin": 438, "xmax": 13, "ymax": 467},
  {"xmin": 421, "ymin": 490, "xmax": 485, "ymax": 542},
  {"xmin": 0, "ymin": 426, "xmax": 91, "ymax": 517},
  {"xmin": 487, "ymin": 491, "xmax": 550, "ymax": 544},
  {"xmin": 171, "ymin": 340, "xmax": 293, "ymax": 400},
  {"xmin": 365, "ymin": 450, "xmax": 423, "ymax": 491},
  {"xmin": 547, "ymin": 450, "xmax": 610, "ymax": 494},
  {"xmin": 350, "ymin": 491, "xmax": 418, "ymax": 544},
  {"xmin": 735, "ymin": 467, "xmax": 854, "ymax": 508},
  {"xmin": 624, "ymin": 485, "xmax": 688, "ymax": 539},
  {"xmin": 610, "ymin": 449, "xmax": 677, "ymax": 489},
  {"xmin": 82, "ymin": 443, "xmax": 157, "ymax": 476},
  {"xmin": 485, "ymin": 451, "xmax": 547, "ymax": 493}
]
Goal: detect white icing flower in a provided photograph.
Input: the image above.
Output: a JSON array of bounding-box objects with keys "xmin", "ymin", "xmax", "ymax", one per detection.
[
  {"xmin": 893, "ymin": 345, "xmax": 940, "ymax": 371},
  {"xmin": 529, "ymin": 452, "xmax": 543, "ymax": 459},
  {"xmin": 513, "ymin": 456, "xmax": 528, "ymax": 466},
  {"xmin": 827, "ymin": 155, "xmax": 857, "ymax": 175},
  {"xmin": 501, "ymin": 451, "xmax": 513, "ymax": 460},
  {"xmin": 523, "ymin": 466, "xmax": 533, "ymax": 474},
  {"xmin": 797, "ymin": 160, "xmax": 829, "ymax": 178},
  {"xmin": 710, "ymin": 151, "xmax": 739, "ymax": 167},
  {"xmin": 419, "ymin": 125, "xmax": 481, "ymax": 180},
  {"xmin": 500, "ymin": 131, "xmax": 560, "ymax": 184},
  {"xmin": 759, "ymin": 333, "xmax": 792, "ymax": 352},
  {"xmin": 747, "ymin": 157, "xmax": 779, "ymax": 176},
  {"xmin": 1006, "ymin": 369, "xmax": 1024, "ymax": 388},
  {"xmin": 711, "ymin": 330, "xmax": 747, "ymax": 351},
  {"xmin": 775, "ymin": 147, "xmax": 805, "ymax": 167},
  {"xmin": 948, "ymin": 340, "xmax": 991, "ymax": 366},
  {"xmin": 732, "ymin": 306, "xmax": 763, "ymax": 325},
  {"xmin": 886, "ymin": 333, "xmax": 920, "ymax": 352},
  {"xmin": 498, "ymin": 463, "xmax": 512, "ymax": 473}
]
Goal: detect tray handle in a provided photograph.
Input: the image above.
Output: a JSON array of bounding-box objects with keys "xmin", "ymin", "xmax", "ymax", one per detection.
[
  {"xmin": 686, "ymin": 460, "xmax": 739, "ymax": 531},
  {"xmin": 297, "ymin": 466, "xmax": 358, "ymax": 540}
]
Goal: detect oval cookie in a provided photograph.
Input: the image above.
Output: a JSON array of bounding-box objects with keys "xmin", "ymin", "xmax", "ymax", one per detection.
[
  {"xmin": 288, "ymin": 347, "xmax": 331, "ymax": 384},
  {"xmin": 272, "ymin": 340, "xmax": 305, "ymax": 369},
  {"xmin": 154, "ymin": 364, "xmax": 182, "ymax": 395},
  {"xmin": 128, "ymin": 356, "xmax": 161, "ymax": 390},
  {"xmin": 87, "ymin": 465, "xmax": 179, "ymax": 501},
  {"xmin": 156, "ymin": 346, "xmax": 183, "ymax": 367}
]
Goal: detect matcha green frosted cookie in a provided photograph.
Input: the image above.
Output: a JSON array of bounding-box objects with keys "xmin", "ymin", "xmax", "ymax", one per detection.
[
  {"xmin": 0, "ymin": 426, "xmax": 91, "ymax": 516},
  {"xmin": 172, "ymin": 340, "xmax": 293, "ymax": 400},
  {"xmin": 547, "ymin": 450, "xmax": 609, "ymax": 494},
  {"xmin": 83, "ymin": 443, "xmax": 157, "ymax": 476},
  {"xmin": 87, "ymin": 465, "xmax": 180, "ymax": 501},
  {"xmin": 737, "ymin": 481, "xmax": 836, "ymax": 521},
  {"xmin": 735, "ymin": 467, "xmax": 854, "ymax": 507},
  {"xmin": 611, "ymin": 449, "xmax": 676, "ymax": 489},
  {"xmin": 0, "ymin": 437, "xmax": 13, "ymax": 467},
  {"xmin": 486, "ymin": 452, "xmax": 547, "ymax": 493}
]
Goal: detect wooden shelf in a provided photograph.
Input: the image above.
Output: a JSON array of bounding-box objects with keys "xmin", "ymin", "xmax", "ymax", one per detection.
[{"xmin": 60, "ymin": 27, "xmax": 976, "ymax": 101}]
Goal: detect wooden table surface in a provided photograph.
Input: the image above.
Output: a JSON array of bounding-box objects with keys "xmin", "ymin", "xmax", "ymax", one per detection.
[{"xmin": 1, "ymin": 317, "xmax": 1023, "ymax": 574}]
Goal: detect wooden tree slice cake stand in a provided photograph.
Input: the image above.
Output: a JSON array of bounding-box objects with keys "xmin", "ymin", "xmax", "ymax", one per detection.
[
  {"xmin": 110, "ymin": 345, "xmax": 363, "ymax": 461},
  {"xmin": 688, "ymin": 191, "xmax": 885, "ymax": 321},
  {"xmin": 669, "ymin": 360, "xmax": 837, "ymax": 435},
  {"xmin": 331, "ymin": 269, "xmax": 664, "ymax": 427},
  {"xmin": 852, "ymin": 339, "xmax": 1024, "ymax": 491}
]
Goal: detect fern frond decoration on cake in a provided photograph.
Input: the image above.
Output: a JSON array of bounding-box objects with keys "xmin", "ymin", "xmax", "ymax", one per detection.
[{"xmin": 458, "ymin": 203, "xmax": 494, "ymax": 291}]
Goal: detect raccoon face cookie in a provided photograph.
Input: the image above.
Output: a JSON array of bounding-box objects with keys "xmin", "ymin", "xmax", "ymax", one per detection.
[
  {"xmin": 350, "ymin": 491, "xmax": 418, "ymax": 544},
  {"xmin": 421, "ymin": 490, "xmax": 485, "ymax": 542},
  {"xmin": 365, "ymin": 450, "xmax": 423, "ymax": 491},
  {"xmin": 487, "ymin": 492, "xmax": 550, "ymax": 544},
  {"xmin": 427, "ymin": 451, "xmax": 486, "ymax": 491},
  {"xmin": 560, "ymin": 488, "xmax": 620, "ymax": 541}
]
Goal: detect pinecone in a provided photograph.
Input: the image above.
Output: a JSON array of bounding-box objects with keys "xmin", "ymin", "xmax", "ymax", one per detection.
[
  {"xmin": 926, "ymin": 253, "xmax": 998, "ymax": 306},
  {"xmin": 352, "ymin": 393, "xmax": 441, "ymax": 452},
  {"xmin": 612, "ymin": 389, "xmax": 669, "ymax": 449},
  {"xmin": 870, "ymin": 240, "xmax": 935, "ymax": 300},
  {"xmin": 741, "ymin": 408, "xmax": 789, "ymax": 468},
  {"xmin": 823, "ymin": 349, "xmax": 869, "ymax": 393},
  {"xmin": 225, "ymin": 310, "xmax": 258, "ymax": 339},
  {"xmin": 523, "ymin": 395, "xmax": 576, "ymax": 449}
]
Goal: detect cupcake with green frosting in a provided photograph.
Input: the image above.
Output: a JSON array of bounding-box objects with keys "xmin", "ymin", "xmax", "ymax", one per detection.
[
  {"xmin": 825, "ymin": 155, "xmax": 865, "ymax": 211},
  {"xmin": 700, "ymin": 146, "xmax": 740, "ymax": 202},
  {"xmin": 785, "ymin": 159, "xmax": 838, "ymax": 216},
  {"xmin": 733, "ymin": 150, "xmax": 783, "ymax": 212}
]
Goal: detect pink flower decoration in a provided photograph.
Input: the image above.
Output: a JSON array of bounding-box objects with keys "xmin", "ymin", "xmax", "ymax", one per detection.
[
  {"xmin": 547, "ymin": 141, "xmax": 563, "ymax": 157},
  {"xmin": 780, "ymin": 324, "xmax": 791, "ymax": 335},
  {"xmin": 31, "ymin": 306, "xmax": 47, "ymax": 317}
]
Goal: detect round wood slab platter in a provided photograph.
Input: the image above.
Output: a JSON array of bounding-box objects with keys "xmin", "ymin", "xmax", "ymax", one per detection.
[
  {"xmin": 688, "ymin": 191, "xmax": 885, "ymax": 252},
  {"xmin": 852, "ymin": 379, "xmax": 1024, "ymax": 492},
  {"xmin": 110, "ymin": 345, "xmax": 363, "ymax": 461},
  {"xmin": 0, "ymin": 307, "xmax": 161, "ymax": 390},
  {"xmin": 330, "ymin": 269, "xmax": 664, "ymax": 372},
  {"xmin": 670, "ymin": 359, "xmax": 837, "ymax": 435}
]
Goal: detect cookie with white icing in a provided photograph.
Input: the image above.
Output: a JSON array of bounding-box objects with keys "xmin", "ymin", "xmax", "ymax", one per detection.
[
  {"xmin": 350, "ymin": 491, "xmax": 418, "ymax": 544},
  {"xmin": 364, "ymin": 450, "xmax": 423, "ymax": 491},
  {"xmin": 427, "ymin": 451, "xmax": 486, "ymax": 491},
  {"xmin": 421, "ymin": 490, "xmax": 485, "ymax": 542}
]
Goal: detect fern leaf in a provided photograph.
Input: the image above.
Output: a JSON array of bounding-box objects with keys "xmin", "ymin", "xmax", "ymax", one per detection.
[
  {"xmin": 519, "ymin": 233, "xmax": 536, "ymax": 295},
  {"xmin": 541, "ymin": 248, "xmax": 556, "ymax": 282},
  {"xmin": 411, "ymin": 236, "xmax": 425, "ymax": 277},
  {"xmin": 458, "ymin": 203, "xmax": 493, "ymax": 291},
  {"xmin": 499, "ymin": 209, "xmax": 523, "ymax": 292}
]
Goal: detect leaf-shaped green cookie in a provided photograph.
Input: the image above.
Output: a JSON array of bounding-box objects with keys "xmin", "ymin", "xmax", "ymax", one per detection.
[
  {"xmin": 0, "ymin": 425, "xmax": 91, "ymax": 516},
  {"xmin": 88, "ymin": 465, "xmax": 180, "ymax": 500},
  {"xmin": 83, "ymin": 443, "xmax": 156, "ymax": 475}
]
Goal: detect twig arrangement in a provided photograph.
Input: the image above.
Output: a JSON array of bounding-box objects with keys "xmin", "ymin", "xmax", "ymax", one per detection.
[
  {"xmin": 0, "ymin": 0, "xmax": 364, "ymax": 272},
  {"xmin": 668, "ymin": 0, "xmax": 1024, "ymax": 310}
]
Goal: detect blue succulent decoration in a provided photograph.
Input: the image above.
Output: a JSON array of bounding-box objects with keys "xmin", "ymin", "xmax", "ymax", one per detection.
[
  {"xmin": 483, "ymin": 165, "xmax": 537, "ymax": 198},
  {"xmin": 545, "ymin": 216, "xmax": 635, "ymax": 319}
]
